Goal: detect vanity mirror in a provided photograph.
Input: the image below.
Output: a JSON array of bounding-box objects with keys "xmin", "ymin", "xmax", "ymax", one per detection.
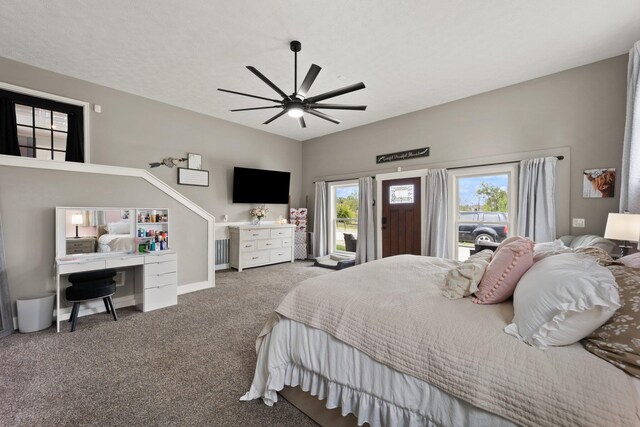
[{"xmin": 55, "ymin": 207, "xmax": 135, "ymax": 258}]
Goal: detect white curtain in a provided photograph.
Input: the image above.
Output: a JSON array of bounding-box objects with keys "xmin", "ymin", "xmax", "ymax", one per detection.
[
  {"xmin": 356, "ymin": 177, "xmax": 375, "ymax": 264},
  {"xmin": 517, "ymin": 157, "xmax": 557, "ymax": 242},
  {"xmin": 312, "ymin": 181, "xmax": 329, "ymax": 258},
  {"xmin": 620, "ymin": 40, "xmax": 640, "ymax": 213},
  {"xmin": 424, "ymin": 169, "xmax": 449, "ymax": 257}
]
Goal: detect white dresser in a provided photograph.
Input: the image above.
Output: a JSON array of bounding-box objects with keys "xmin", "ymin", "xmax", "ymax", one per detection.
[{"xmin": 229, "ymin": 224, "xmax": 295, "ymax": 271}]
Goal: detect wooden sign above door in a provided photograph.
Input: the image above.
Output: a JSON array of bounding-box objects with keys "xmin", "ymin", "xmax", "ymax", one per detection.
[{"xmin": 376, "ymin": 147, "xmax": 430, "ymax": 164}]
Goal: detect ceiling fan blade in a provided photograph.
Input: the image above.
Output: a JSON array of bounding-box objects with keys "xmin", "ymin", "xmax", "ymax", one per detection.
[
  {"xmin": 307, "ymin": 103, "xmax": 367, "ymax": 111},
  {"xmin": 297, "ymin": 116, "xmax": 306, "ymax": 128},
  {"xmin": 230, "ymin": 106, "xmax": 282, "ymax": 112},
  {"xmin": 246, "ymin": 66, "xmax": 290, "ymax": 100},
  {"xmin": 263, "ymin": 110, "xmax": 287, "ymax": 125},
  {"xmin": 217, "ymin": 88, "xmax": 281, "ymax": 103},
  {"xmin": 297, "ymin": 64, "xmax": 321, "ymax": 98},
  {"xmin": 306, "ymin": 109, "xmax": 342, "ymax": 125},
  {"xmin": 306, "ymin": 82, "xmax": 366, "ymax": 103}
]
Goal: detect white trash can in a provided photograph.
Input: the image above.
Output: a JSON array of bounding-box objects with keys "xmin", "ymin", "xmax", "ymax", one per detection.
[{"xmin": 17, "ymin": 293, "xmax": 55, "ymax": 333}]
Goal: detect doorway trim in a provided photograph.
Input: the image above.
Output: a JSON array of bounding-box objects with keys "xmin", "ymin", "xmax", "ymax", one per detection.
[{"xmin": 375, "ymin": 168, "xmax": 428, "ymax": 259}]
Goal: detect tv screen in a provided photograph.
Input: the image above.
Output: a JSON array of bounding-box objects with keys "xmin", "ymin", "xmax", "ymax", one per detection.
[{"xmin": 232, "ymin": 167, "xmax": 291, "ymax": 204}]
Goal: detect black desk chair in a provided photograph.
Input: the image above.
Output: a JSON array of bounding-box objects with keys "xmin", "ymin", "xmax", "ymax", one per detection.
[{"xmin": 66, "ymin": 268, "xmax": 118, "ymax": 332}]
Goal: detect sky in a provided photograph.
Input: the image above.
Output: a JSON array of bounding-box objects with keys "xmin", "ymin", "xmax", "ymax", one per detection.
[
  {"xmin": 458, "ymin": 174, "xmax": 508, "ymax": 206},
  {"xmin": 336, "ymin": 185, "xmax": 358, "ymax": 198}
]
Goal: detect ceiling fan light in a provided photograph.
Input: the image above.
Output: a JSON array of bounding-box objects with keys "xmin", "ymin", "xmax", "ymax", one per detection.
[{"xmin": 287, "ymin": 106, "xmax": 304, "ymax": 118}]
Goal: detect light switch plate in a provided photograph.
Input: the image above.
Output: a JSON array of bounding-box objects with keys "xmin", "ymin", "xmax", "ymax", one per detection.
[{"xmin": 572, "ymin": 218, "xmax": 585, "ymax": 228}]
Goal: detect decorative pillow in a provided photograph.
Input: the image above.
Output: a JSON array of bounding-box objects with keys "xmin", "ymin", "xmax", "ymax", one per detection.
[
  {"xmin": 442, "ymin": 250, "xmax": 493, "ymax": 299},
  {"xmin": 574, "ymin": 246, "xmax": 617, "ymax": 266},
  {"xmin": 504, "ymin": 253, "xmax": 620, "ymax": 349},
  {"xmin": 533, "ymin": 239, "xmax": 573, "ymax": 262},
  {"xmin": 619, "ymin": 252, "xmax": 640, "ymax": 269},
  {"xmin": 107, "ymin": 222, "xmax": 130, "ymax": 234},
  {"xmin": 582, "ymin": 265, "xmax": 640, "ymax": 378},
  {"xmin": 495, "ymin": 235, "xmax": 524, "ymax": 253},
  {"xmin": 473, "ymin": 237, "xmax": 534, "ymax": 304}
]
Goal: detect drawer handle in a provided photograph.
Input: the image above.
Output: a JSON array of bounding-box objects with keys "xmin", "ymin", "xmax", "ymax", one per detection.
[
  {"xmin": 252, "ymin": 256, "xmax": 259, "ymax": 260},
  {"xmin": 244, "ymin": 245, "xmax": 252, "ymax": 248},
  {"xmin": 156, "ymin": 271, "xmax": 174, "ymax": 276},
  {"xmin": 252, "ymin": 233, "xmax": 259, "ymax": 236},
  {"xmin": 265, "ymin": 243, "xmax": 272, "ymax": 246}
]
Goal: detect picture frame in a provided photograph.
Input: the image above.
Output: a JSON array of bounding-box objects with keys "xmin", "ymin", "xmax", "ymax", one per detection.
[
  {"xmin": 583, "ymin": 168, "xmax": 615, "ymax": 198},
  {"xmin": 178, "ymin": 167, "xmax": 209, "ymax": 187},
  {"xmin": 188, "ymin": 153, "xmax": 202, "ymax": 170}
]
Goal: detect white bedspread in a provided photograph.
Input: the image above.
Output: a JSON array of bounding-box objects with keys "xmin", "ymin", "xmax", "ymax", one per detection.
[
  {"xmin": 255, "ymin": 255, "xmax": 640, "ymax": 427},
  {"xmin": 243, "ymin": 318, "xmax": 517, "ymax": 427},
  {"xmin": 97, "ymin": 234, "xmax": 133, "ymax": 253}
]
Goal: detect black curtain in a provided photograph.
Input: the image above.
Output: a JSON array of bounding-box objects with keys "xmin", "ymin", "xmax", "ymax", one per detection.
[
  {"xmin": 65, "ymin": 112, "xmax": 84, "ymax": 162},
  {"xmin": 0, "ymin": 97, "xmax": 20, "ymax": 156}
]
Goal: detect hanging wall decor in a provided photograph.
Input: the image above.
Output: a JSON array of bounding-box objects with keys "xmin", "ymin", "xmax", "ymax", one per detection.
[
  {"xmin": 376, "ymin": 147, "xmax": 430, "ymax": 164},
  {"xmin": 583, "ymin": 168, "xmax": 616, "ymax": 198}
]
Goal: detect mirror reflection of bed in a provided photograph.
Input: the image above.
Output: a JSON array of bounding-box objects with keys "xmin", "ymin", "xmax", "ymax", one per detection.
[{"xmin": 64, "ymin": 209, "xmax": 134, "ymax": 255}]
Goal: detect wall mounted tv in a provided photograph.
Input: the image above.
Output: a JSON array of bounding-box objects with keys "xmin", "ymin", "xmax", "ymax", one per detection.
[{"xmin": 232, "ymin": 167, "xmax": 291, "ymax": 204}]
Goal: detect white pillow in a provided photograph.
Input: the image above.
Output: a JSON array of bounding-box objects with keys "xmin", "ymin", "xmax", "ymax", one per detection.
[
  {"xmin": 532, "ymin": 239, "xmax": 572, "ymax": 262},
  {"xmin": 504, "ymin": 253, "xmax": 619, "ymax": 349},
  {"xmin": 107, "ymin": 222, "xmax": 130, "ymax": 234}
]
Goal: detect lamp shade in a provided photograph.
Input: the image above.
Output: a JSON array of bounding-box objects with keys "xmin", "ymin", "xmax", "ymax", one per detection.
[
  {"xmin": 71, "ymin": 214, "xmax": 84, "ymax": 225},
  {"xmin": 604, "ymin": 213, "xmax": 640, "ymax": 242}
]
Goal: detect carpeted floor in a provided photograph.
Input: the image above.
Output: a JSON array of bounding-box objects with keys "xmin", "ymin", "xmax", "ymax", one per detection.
[{"xmin": 0, "ymin": 261, "xmax": 333, "ymax": 426}]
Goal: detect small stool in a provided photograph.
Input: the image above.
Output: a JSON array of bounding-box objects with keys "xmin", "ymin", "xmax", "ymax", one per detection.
[{"xmin": 66, "ymin": 269, "xmax": 118, "ymax": 332}]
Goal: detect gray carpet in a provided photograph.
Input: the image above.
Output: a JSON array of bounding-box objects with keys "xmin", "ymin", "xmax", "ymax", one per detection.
[{"xmin": 0, "ymin": 261, "xmax": 333, "ymax": 426}]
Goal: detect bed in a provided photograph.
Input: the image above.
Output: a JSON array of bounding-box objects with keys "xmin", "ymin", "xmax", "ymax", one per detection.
[
  {"xmin": 241, "ymin": 255, "xmax": 640, "ymax": 427},
  {"xmin": 97, "ymin": 222, "xmax": 134, "ymax": 253}
]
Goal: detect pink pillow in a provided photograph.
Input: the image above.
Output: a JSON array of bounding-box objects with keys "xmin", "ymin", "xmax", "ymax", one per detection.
[
  {"xmin": 619, "ymin": 252, "xmax": 640, "ymax": 269},
  {"xmin": 473, "ymin": 238, "xmax": 534, "ymax": 304}
]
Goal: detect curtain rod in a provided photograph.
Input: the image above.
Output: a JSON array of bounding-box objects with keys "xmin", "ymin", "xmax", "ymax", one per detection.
[
  {"xmin": 313, "ymin": 156, "xmax": 564, "ymax": 183},
  {"xmin": 314, "ymin": 176, "xmax": 375, "ymax": 184},
  {"xmin": 446, "ymin": 155, "xmax": 564, "ymax": 171}
]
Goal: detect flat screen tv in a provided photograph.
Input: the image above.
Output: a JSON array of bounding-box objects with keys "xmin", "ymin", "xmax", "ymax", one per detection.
[{"xmin": 232, "ymin": 167, "xmax": 291, "ymax": 204}]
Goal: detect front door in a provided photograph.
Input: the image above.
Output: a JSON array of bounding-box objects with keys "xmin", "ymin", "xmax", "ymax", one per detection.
[{"xmin": 382, "ymin": 177, "xmax": 421, "ymax": 257}]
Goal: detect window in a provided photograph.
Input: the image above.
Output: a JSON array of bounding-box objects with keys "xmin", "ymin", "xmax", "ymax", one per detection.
[
  {"xmin": 389, "ymin": 184, "xmax": 414, "ymax": 204},
  {"xmin": 448, "ymin": 164, "xmax": 518, "ymax": 261},
  {"xmin": 16, "ymin": 104, "xmax": 68, "ymax": 160},
  {"xmin": 328, "ymin": 181, "xmax": 359, "ymax": 253},
  {"xmin": 0, "ymin": 87, "xmax": 85, "ymax": 162}
]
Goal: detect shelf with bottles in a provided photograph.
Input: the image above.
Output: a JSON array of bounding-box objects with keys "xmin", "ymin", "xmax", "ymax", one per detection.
[{"xmin": 135, "ymin": 208, "xmax": 170, "ymax": 252}]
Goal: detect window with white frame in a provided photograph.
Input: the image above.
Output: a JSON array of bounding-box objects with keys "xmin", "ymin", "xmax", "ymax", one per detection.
[
  {"xmin": 328, "ymin": 181, "xmax": 359, "ymax": 253},
  {"xmin": 448, "ymin": 164, "xmax": 518, "ymax": 261}
]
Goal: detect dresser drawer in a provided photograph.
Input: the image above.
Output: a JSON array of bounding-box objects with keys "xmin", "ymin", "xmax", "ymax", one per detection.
[
  {"xmin": 270, "ymin": 228, "xmax": 292, "ymax": 238},
  {"xmin": 58, "ymin": 260, "xmax": 106, "ymax": 275},
  {"xmin": 256, "ymin": 239, "xmax": 281, "ymax": 251},
  {"xmin": 241, "ymin": 229, "xmax": 271, "ymax": 241},
  {"xmin": 240, "ymin": 241, "xmax": 255, "ymax": 252},
  {"xmin": 145, "ymin": 252, "xmax": 177, "ymax": 264},
  {"xmin": 243, "ymin": 251, "xmax": 269, "ymax": 266},
  {"xmin": 145, "ymin": 260, "xmax": 177, "ymax": 276},
  {"xmin": 282, "ymin": 238, "xmax": 292, "ymax": 248},
  {"xmin": 143, "ymin": 283, "xmax": 177, "ymax": 312},
  {"xmin": 145, "ymin": 271, "xmax": 177, "ymax": 289},
  {"xmin": 106, "ymin": 255, "xmax": 144, "ymax": 269},
  {"xmin": 270, "ymin": 249, "xmax": 291, "ymax": 263}
]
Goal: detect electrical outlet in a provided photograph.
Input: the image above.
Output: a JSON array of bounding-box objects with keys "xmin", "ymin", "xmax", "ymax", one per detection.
[{"xmin": 572, "ymin": 218, "xmax": 585, "ymax": 228}]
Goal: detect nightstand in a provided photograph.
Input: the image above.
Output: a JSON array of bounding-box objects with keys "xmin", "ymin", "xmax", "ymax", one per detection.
[{"xmin": 66, "ymin": 237, "xmax": 96, "ymax": 254}]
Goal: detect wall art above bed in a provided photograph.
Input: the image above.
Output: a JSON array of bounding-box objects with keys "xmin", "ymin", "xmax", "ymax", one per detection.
[{"xmin": 583, "ymin": 167, "xmax": 615, "ymax": 198}]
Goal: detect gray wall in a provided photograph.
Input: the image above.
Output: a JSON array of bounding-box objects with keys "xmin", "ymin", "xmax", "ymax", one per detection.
[
  {"xmin": 0, "ymin": 167, "xmax": 208, "ymax": 309},
  {"xmin": 0, "ymin": 56, "xmax": 301, "ymax": 222},
  {"xmin": 303, "ymin": 55, "xmax": 628, "ymax": 237}
]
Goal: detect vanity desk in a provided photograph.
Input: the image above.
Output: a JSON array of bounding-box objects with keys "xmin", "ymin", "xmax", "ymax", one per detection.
[{"xmin": 55, "ymin": 207, "xmax": 177, "ymax": 332}]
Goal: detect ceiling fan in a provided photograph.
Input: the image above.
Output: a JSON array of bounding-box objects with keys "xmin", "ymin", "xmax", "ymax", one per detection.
[{"xmin": 218, "ymin": 40, "xmax": 367, "ymax": 128}]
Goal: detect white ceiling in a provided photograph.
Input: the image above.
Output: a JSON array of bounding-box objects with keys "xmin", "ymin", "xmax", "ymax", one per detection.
[{"xmin": 1, "ymin": 1, "xmax": 639, "ymax": 141}]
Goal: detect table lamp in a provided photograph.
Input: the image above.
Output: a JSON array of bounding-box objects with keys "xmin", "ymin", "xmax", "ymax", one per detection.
[
  {"xmin": 71, "ymin": 214, "xmax": 83, "ymax": 238},
  {"xmin": 604, "ymin": 212, "xmax": 640, "ymax": 257}
]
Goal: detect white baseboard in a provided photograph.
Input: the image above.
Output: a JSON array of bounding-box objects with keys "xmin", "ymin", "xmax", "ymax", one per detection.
[
  {"xmin": 215, "ymin": 263, "xmax": 230, "ymax": 271},
  {"xmin": 177, "ymin": 280, "xmax": 213, "ymax": 295}
]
